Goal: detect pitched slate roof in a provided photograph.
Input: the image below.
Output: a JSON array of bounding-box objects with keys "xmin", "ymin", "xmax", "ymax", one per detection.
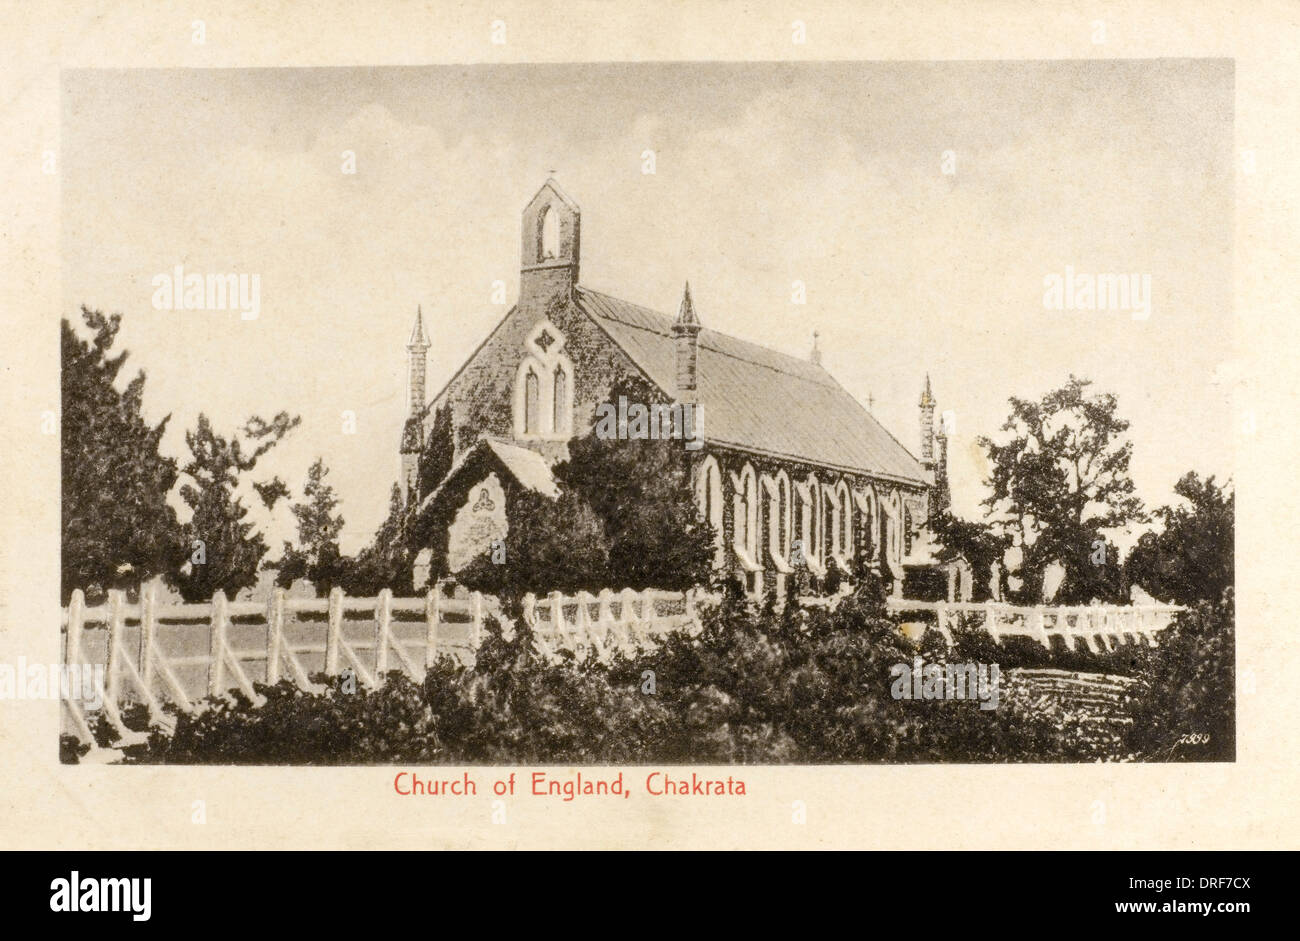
[
  {"xmin": 417, "ymin": 436, "xmax": 557, "ymax": 515},
  {"xmin": 575, "ymin": 287, "xmax": 929, "ymax": 486}
]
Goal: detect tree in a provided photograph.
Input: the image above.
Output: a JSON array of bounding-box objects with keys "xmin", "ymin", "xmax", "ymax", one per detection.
[
  {"xmin": 923, "ymin": 510, "xmax": 1011, "ymax": 601},
  {"xmin": 455, "ymin": 489, "xmax": 610, "ymax": 597},
  {"xmin": 454, "ymin": 372, "xmax": 716, "ymax": 596},
  {"xmin": 171, "ymin": 412, "xmax": 299, "ymax": 602},
  {"xmin": 416, "ymin": 404, "xmax": 455, "ymax": 502},
  {"xmin": 554, "ymin": 373, "xmax": 716, "ymax": 591},
  {"xmin": 61, "ymin": 306, "xmax": 184, "ymax": 602},
  {"xmin": 343, "ymin": 483, "xmax": 416, "ymax": 596},
  {"xmin": 1125, "ymin": 472, "xmax": 1233, "ymax": 606},
  {"xmin": 978, "ymin": 376, "xmax": 1145, "ymax": 603},
  {"xmin": 276, "ymin": 458, "xmax": 346, "ymax": 595}
]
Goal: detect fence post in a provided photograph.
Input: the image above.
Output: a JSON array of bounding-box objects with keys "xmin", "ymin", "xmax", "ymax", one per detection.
[
  {"xmin": 207, "ymin": 591, "xmax": 228, "ymax": 696},
  {"xmin": 374, "ymin": 588, "xmax": 393, "ymax": 681},
  {"xmin": 325, "ymin": 586, "xmax": 343, "ymax": 675},
  {"xmin": 1078, "ymin": 608, "xmax": 1100, "ymax": 654},
  {"xmin": 619, "ymin": 588, "xmax": 638, "ymax": 623},
  {"xmin": 1031, "ymin": 604, "xmax": 1050, "ymax": 649},
  {"xmin": 936, "ymin": 604, "xmax": 953, "ymax": 646},
  {"xmin": 576, "ymin": 591, "xmax": 595, "ymax": 647},
  {"xmin": 425, "ymin": 586, "xmax": 441, "ymax": 670},
  {"xmin": 545, "ymin": 591, "xmax": 562, "ymax": 639},
  {"xmin": 105, "ymin": 589, "xmax": 125, "ymax": 708},
  {"xmin": 597, "ymin": 589, "xmax": 614, "ymax": 626},
  {"xmin": 265, "ymin": 588, "xmax": 285, "ymax": 685},
  {"xmin": 138, "ymin": 580, "xmax": 157, "ymax": 693},
  {"xmin": 522, "ymin": 592, "xmax": 537, "ymax": 627},
  {"xmin": 617, "ymin": 588, "xmax": 637, "ymax": 648},
  {"xmin": 1099, "ymin": 608, "xmax": 1116, "ymax": 651},
  {"xmin": 470, "ymin": 591, "xmax": 484, "ymax": 648},
  {"xmin": 65, "ymin": 589, "xmax": 85, "ymax": 667},
  {"xmin": 984, "ymin": 601, "xmax": 1001, "ymax": 644}
]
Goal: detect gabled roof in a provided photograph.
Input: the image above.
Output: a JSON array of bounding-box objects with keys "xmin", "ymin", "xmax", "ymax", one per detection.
[
  {"xmin": 575, "ymin": 286, "xmax": 929, "ymax": 487},
  {"xmin": 418, "ymin": 436, "xmax": 558, "ymax": 515}
]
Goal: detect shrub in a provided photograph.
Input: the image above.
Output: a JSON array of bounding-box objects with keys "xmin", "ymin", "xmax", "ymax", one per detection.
[
  {"xmin": 103, "ymin": 583, "xmax": 1231, "ymax": 765},
  {"xmin": 126, "ymin": 674, "xmax": 443, "ymax": 764},
  {"xmin": 1124, "ymin": 596, "xmax": 1234, "ymax": 761}
]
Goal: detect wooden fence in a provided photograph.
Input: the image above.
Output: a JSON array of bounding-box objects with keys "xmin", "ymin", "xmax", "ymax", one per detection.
[
  {"xmin": 60, "ymin": 583, "xmax": 699, "ymax": 743},
  {"xmin": 885, "ymin": 598, "xmax": 1184, "ymax": 651},
  {"xmin": 61, "ymin": 584, "xmax": 1180, "ymax": 745},
  {"xmin": 523, "ymin": 588, "xmax": 701, "ymax": 661}
]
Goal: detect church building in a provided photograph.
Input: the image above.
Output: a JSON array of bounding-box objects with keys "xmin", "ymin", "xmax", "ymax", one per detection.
[{"xmin": 400, "ymin": 179, "xmax": 950, "ymax": 596}]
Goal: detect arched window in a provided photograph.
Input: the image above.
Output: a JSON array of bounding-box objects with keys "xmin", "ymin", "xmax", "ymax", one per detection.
[
  {"xmin": 524, "ymin": 369, "xmax": 539, "ymax": 435},
  {"xmin": 777, "ymin": 476, "xmax": 789, "ymax": 559},
  {"xmin": 744, "ymin": 472, "xmax": 756, "ymax": 556},
  {"xmin": 540, "ymin": 205, "xmax": 559, "ymax": 260},
  {"xmin": 515, "ymin": 322, "xmax": 573, "ymax": 441},
  {"xmin": 552, "ymin": 366, "xmax": 567, "ymax": 434},
  {"xmin": 735, "ymin": 490, "xmax": 747, "ymax": 554},
  {"xmin": 792, "ymin": 488, "xmax": 805, "ymax": 562},
  {"xmin": 696, "ymin": 456, "xmax": 724, "ymax": 566},
  {"xmin": 734, "ymin": 465, "xmax": 757, "ymax": 560},
  {"xmin": 886, "ymin": 490, "xmax": 902, "ymax": 562},
  {"xmin": 808, "ymin": 481, "xmax": 820, "ymax": 561},
  {"xmin": 839, "ymin": 485, "xmax": 852, "ymax": 558},
  {"xmin": 855, "ymin": 488, "xmax": 876, "ymax": 563},
  {"xmin": 823, "ymin": 490, "xmax": 835, "ymax": 560}
]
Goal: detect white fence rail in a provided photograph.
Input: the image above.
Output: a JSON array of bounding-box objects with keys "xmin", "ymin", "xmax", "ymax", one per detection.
[
  {"xmin": 60, "ymin": 582, "xmax": 698, "ymax": 743},
  {"xmin": 885, "ymin": 598, "xmax": 1184, "ymax": 651},
  {"xmin": 61, "ymin": 583, "xmax": 1180, "ymax": 745},
  {"xmin": 522, "ymin": 588, "xmax": 701, "ymax": 661}
]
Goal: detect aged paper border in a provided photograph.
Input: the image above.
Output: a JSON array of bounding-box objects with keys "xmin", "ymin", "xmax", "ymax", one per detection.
[{"xmin": 1, "ymin": 0, "xmax": 1296, "ymax": 850}]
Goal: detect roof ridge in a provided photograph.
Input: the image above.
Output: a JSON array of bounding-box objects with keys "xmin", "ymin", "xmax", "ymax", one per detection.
[
  {"xmin": 573, "ymin": 284, "xmax": 927, "ymax": 485},
  {"xmin": 576, "ymin": 285, "xmax": 837, "ymax": 386}
]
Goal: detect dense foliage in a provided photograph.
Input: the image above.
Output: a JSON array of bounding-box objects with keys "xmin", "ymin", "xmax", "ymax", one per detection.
[
  {"xmin": 340, "ymin": 483, "xmax": 417, "ymax": 596},
  {"xmin": 454, "ymin": 373, "xmax": 716, "ymax": 596},
  {"xmin": 62, "ymin": 306, "xmax": 301, "ymax": 603},
  {"xmin": 275, "ymin": 458, "xmax": 347, "ymax": 596},
  {"xmin": 171, "ymin": 411, "xmax": 298, "ymax": 601},
  {"xmin": 61, "ymin": 307, "xmax": 184, "ymax": 603},
  {"xmin": 974, "ymin": 376, "xmax": 1145, "ymax": 603},
  {"xmin": 1124, "ymin": 472, "xmax": 1233, "ymax": 606},
  {"xmin": 97, "ymin": 583, "xmax": 1233, "ymax": 765}
]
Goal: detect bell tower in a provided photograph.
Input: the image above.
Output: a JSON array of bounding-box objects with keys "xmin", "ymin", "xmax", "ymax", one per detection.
[
  {"xmin": 400, "ymin": 306, "xmax": 430, "ymax": 505},
  {"xmin": 519, "ymin": 178, "xmax": 581, "ymax": 317}
]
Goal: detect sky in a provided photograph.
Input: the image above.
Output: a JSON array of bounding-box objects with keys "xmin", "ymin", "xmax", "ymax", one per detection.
[{"xmin": 61, "ymin": 60, "xmax": 1233, "ymax": 555}]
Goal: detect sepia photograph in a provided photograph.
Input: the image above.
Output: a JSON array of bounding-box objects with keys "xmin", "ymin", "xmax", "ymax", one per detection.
[{"xmin": 56, "ymin": 58, "xmax": 1233, "ymax": 768}]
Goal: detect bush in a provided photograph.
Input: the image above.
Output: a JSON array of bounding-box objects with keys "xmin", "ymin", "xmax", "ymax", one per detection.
[
  {"xmin": 125, "ymin": 674, "xmax": 443, "ymax": 764},
  {"xmin": 1124, "ymin": 596, "xmax": 1234, "ymax": 761},
  {"xmin": 99, "ymin": 578, "xmax": 1233, "ymax": 765}
]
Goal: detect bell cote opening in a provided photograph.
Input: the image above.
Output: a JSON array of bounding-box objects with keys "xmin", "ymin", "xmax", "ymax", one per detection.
[
  {"xmin": 519, "ymin": 178, "xmax": 582, "ymax": 314},
  {"xmin": 520, "ymin": 178, "xmax": 581, "ymax": 272}
]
